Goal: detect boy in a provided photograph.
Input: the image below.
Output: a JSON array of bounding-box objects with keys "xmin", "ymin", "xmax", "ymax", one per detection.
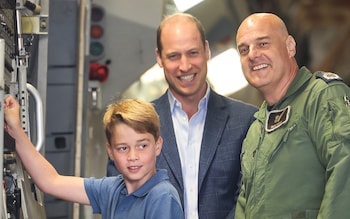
[{"xmin": 4, "ymin": 95, "xmax": 183, "ymax": 219}]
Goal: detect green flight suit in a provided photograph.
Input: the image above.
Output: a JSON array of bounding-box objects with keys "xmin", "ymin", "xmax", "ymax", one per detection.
[{"xmin": 235, "ymin": 67, "xmax": 350, "ymax": 219}]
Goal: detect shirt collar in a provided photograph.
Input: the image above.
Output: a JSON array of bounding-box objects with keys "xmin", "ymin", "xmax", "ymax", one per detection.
[
  {"xmin": 266, "ymin": 66, "xmax": 313, "ymax": 111},
  {"xmin": 130, "ymin": 169, "xmax": 169, "ymax": 198},
  {"xmin": 255, "ymin": 67, "xmax": 313, "ymax": 121},
  {"xmin": 167, "ymin": 83, "xmax": 210, "ymax": 113}
]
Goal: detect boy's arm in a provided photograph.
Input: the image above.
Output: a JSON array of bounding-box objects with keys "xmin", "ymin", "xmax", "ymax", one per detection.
[{"xmin": 4, "ymin": 95, "xmax": 90, "ymax": 205}]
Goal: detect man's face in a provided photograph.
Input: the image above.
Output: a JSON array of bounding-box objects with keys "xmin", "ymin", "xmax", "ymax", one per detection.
[
  {"xmin": 156, "ymin": 19, "xmax": 210, "ymax": 101},
  {"xmin": 236, "ymin": 16, "xmax": 293, "ymax": 92},
  {"xmin": 106, "ymin": 123, "xmax": 162, "ymax": 193}
]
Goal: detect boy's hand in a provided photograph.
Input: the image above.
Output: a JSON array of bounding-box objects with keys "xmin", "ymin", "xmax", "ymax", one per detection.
[{"xmin": 4, "ymin": 95, "xmax": 22, "ymax": 136}]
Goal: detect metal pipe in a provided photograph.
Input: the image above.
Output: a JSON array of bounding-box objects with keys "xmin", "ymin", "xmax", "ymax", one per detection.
[{"xmin": 73, "ymin": 0, "xmax": 89, "ymax": 218}]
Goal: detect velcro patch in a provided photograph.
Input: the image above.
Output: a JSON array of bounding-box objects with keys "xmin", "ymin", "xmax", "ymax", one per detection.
[
  {"xmin": 265, "ymin": 105, "xmax": 291, "ymax": 133},
  {"xmin": 316, "ymin": 72, "xmax": 342, "ymax": 83}
]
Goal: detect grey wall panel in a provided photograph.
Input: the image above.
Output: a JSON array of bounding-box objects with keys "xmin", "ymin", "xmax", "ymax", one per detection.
[
  {"xmin": 98, "ymin": 16, "xmax": 157, "ymax": 107},
  {"xmin": 47, "ymin": 67, "xmax": 77, "ymax": 84},
  {"xmin": 46, "ymin": 84, "xmax": 76, "ymax": 134},
  {"xmin": 47, "ymin": 0, "xmax": 78, "ymax": 66},
  {"xmin": 44, "ymin": 134, "xmax": 75, "ymax": 218}
]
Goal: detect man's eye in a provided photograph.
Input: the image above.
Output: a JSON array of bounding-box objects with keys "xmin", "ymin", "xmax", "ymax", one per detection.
[
  {"xmin": 239, "ymin": 47, "xmax": 248, "ymax": 55},
  {"xmin": 189, "ymin": 51, "xmax": 199, "ymax": 56},
  {"xmin": 167, "ymin": 54, "xmax": 179, "ymax": 60},
  {"xmin": 260, "ymin": 42, "xmax": 268, "ymax": 47}
]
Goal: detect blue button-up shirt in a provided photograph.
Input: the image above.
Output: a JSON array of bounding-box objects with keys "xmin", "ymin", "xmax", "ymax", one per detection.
[{"xmin": 168, "ymin": 86, "xmax": 209, "ymax": 219}]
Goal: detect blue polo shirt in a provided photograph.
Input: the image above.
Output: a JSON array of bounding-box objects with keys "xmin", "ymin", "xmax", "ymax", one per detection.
[{"xmin": 84, "ymin": 169, "xmax": 184, "ymax": 219}]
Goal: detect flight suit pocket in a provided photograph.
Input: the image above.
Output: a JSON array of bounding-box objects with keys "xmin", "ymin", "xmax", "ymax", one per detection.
[{"xmin": 267, "ymin": 123, "xmax": 297, "ymax": 162}]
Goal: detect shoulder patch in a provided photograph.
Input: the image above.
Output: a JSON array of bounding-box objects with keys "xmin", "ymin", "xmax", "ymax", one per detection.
[{"xmin": 316, "ymin": 72, "xmax": 343, "ymax": 83}]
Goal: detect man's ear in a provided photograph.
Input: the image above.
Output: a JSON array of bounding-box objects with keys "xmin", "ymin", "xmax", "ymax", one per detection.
[
  {"xmin": 286, "ymin": 35, "xmax": 296, "ymax": 57},
  {"xmin": 205, "ymin": 40, "xmax": 211, "ymax": 60},
  {"xmin": 155, "ymin": 48, "xmax": 163, "ymax": 68}
]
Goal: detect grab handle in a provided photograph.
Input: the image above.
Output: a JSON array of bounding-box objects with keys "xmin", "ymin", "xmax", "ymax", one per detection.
[{"xmin": 26, "ymin": 83, "xmax": 44, "ymax": 151}]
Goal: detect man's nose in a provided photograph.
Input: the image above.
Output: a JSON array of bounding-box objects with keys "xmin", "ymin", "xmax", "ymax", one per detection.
[
  {"xmin": 179, "ymin": 56, "xmax": 192, "ymax": 72},
  {"xmin": 248, "ymin": 46, "xmax": 259, "ymax": 60}
]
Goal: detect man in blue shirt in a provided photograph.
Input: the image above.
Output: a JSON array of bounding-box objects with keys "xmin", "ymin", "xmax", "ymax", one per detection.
[{"xmin": 108, "ymin": 13, "xmax": 257, "ymax": 219}]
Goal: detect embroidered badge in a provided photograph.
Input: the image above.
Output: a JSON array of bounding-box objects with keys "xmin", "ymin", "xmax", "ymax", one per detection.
[
  {"xmin": 344, "ymin": 95, "xmax": 350, "ymax": 107},
  {"xmin": 316, "ymin": 72, "xmax": 342, "ymax": 83},
  {"xmin": 265, "ymin": 105, "xmax": 291, "ymax": 133}
]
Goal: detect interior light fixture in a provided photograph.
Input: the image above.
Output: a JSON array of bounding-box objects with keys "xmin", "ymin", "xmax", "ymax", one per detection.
[
  {"xmin": 173, "ymin": 0, "xmax": 204, "ymax": 12},
  {"xmin": 207, "ymin": 48, "xmax": 248, "ymax": 96}
]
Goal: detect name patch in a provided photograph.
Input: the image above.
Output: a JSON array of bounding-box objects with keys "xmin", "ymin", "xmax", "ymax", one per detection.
[{"xmin": 265, "ymin": 105, "xmax": 291, "ymax": 132}]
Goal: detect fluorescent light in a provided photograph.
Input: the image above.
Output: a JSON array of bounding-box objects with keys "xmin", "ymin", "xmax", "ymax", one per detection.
[
  {"xmin": 174, "ymin": 0, "xmax": 203, "ymax": 12},
  {"xmin": 141, "ymin": 64, "xmax": 164, "ymax": 83},
  {"xmin": 207, "ymin": 48, "xmax": 248, "ymax": 96}
]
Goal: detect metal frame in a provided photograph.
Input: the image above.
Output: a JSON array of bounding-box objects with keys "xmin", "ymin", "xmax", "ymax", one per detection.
[{"xmin": 1, "ymin": 0, "xmax": 49, "ymax": 218}]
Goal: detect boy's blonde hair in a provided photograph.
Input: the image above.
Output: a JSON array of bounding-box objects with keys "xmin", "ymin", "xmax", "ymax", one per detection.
[{"xmin": 103, "ymin": 99, "xmax": 160, "ymax": 144}]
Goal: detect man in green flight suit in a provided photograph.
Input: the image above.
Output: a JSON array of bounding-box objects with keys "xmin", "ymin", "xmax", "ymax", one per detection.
[{"xmin": 235, "ymin": 12, "xmax": 350, "ymax": 219}]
